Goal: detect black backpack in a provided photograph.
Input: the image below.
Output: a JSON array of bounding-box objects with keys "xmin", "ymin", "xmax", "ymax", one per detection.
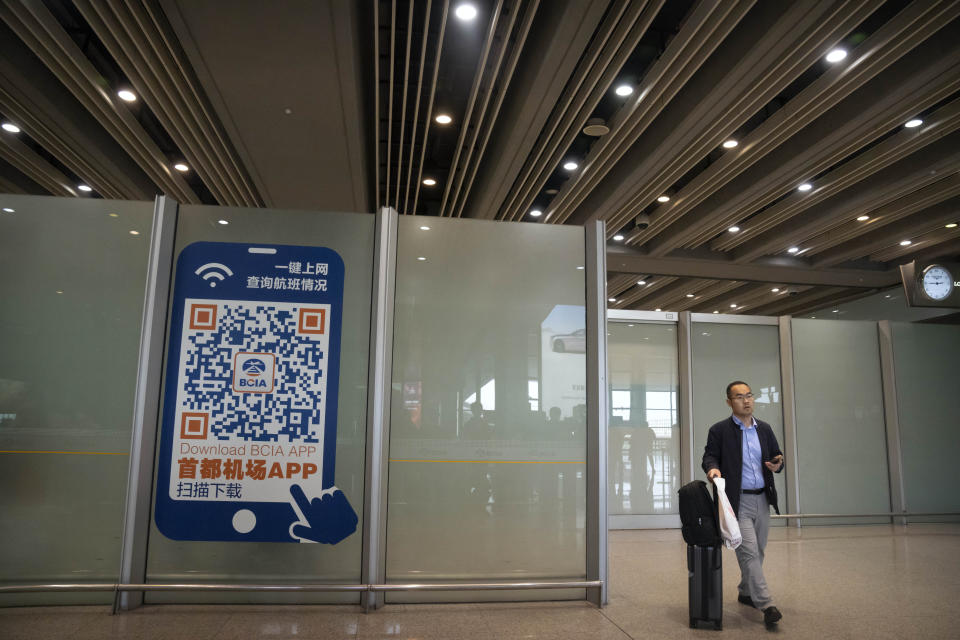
[{"xmin": 678, "ymin": 480, "xmax": 720, "ymax": 546}]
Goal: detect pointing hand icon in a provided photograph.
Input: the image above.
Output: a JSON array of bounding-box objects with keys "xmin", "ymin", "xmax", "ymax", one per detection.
[{"xmin": 289, "ymin": 484, "xmax": 358, "ymax": 544}]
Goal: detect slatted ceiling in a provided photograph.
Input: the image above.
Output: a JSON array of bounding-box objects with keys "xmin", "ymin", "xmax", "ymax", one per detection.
[
  {"xmin": 606, "ymin": 272, "xmax": 643, "ymax": 298},
  {"xmin": 0, "ymin": 0, "xmax": 198, "ymax": 203},
  {"xmin": 794, "ymin": 178, "xmax": 960, "ymax": 260},
  {"xmin": 75, "ymin": 0, "xmax": 262, "ymax": 207},
  {"xmin": 498, "ymin": 0, "xmax": 661, "ymax": 222},
  {"xmin": 597, "ymin": 0, "xmax": 884, "ymax": 240},
  {"xmin": 810, "ymin": 195, "xmax": 960, "ymax": 268},
  {"xmin": 748, "ymin": 286, "xmax": 850, "ymax": 316},
  {"xmin": 611, "ymin": 276, "xmax": 678, "ymax": 309},
  {"xmin": 872, "ymin": 227, "xmax": 960, "ymax": 263},
  {"xmin": 0, "ymin": 172, "xmax": 26, "ymax": 194},
  {"xmin": 626, "ymin": 277, "xmax": 715, "ymax": 311},
  {"xmin": 0, "ymin": 87, "xmax": 134, "ymax": 200},
  {"xmin": 711, "ymin": 100, "xmax": 960, "ymax": 253},
  {"xmin": 640, "ymin": 0, "xmax": 960, "ymax": 250},
  {"xmin": 0, "ymin": 135, "xmax": 76, "ymax": 196},
  {"xmin": 670, "ymin": 280, "xmax": 745, "ymax": 312},
  {"xmin": 690, "ymin": 282, "xmax": 803, "ymax": 314},
  {"xmin": 644, "ymin": 41, "xmax": 960, "ymax": 257},
  {"xmin": 548, "ymin": 1, "xmax": 748, "ymax": 228}
]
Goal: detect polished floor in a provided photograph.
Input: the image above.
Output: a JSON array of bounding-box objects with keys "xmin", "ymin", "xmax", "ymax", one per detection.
[{"xmin": 2, "ymin": 524, "xmax": 958, "ymax": 639}]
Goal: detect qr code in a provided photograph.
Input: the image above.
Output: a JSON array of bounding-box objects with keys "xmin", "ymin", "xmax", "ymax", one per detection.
[{"xmin": 177, "ymin": 299, "xmax": 329, "ymax": 443}]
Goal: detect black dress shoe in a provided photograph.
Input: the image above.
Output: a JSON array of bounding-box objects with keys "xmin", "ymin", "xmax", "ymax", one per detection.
[
  {"xmin": 763, "ymin": 606, "xmax": 782, "ymax": 625},
  {"xmin": 737, "ymin": 594, "xmax": 756, "ymax": 608}
]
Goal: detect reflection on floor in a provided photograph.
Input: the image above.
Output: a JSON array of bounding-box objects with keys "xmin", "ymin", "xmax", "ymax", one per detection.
[{"xmin": 2, "ymin": 524, "xmax": 958, "ymax": 639}]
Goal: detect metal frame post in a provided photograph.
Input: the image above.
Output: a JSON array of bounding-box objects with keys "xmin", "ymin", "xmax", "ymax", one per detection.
[
  {"xmin": 877, "ymin": 321, "xmax": 907, "ymax": 526},
  {"xmin": 778, "ymin": 316, "xmax": 801, "ymax": 528},
  {"xmin": 117, "ymin": 195, "xmax": 179, "ymax": 611},
  {"xmin": 678, "ymin": 311, "xmax": 694, "ymax": 485},
  {"xmin": 361, "ymin": 207, "xmax": 399, "ymax": 610},
  {"xmin": 585, "ymin": 221, "xmax": 608, "ymax": 606}
]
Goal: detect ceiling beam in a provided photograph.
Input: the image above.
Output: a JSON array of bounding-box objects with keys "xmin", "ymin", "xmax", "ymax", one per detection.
[{"xmin": 607, "ymin": 247, "xmax": 899, "ymax": 287}]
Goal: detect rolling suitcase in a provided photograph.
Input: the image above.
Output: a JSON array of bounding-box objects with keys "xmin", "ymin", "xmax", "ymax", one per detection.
[
  {"xmin": 687, "ymin": 544, "xmax": 722, "ymax": 630},
  {"xmin": 678, "ymin": 480, "xmax": 722, "ymax": 630}
]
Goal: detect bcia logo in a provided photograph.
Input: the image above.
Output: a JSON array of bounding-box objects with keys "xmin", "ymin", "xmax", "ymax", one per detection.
[{"xmin": 233, "ymin": 352, "xmax": 275, "ymax": 393}]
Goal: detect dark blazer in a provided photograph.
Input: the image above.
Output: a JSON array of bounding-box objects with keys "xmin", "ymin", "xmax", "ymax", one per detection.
[{"xmin": 701, "ymin": 416, "xmax": 783, "ymax": 517}]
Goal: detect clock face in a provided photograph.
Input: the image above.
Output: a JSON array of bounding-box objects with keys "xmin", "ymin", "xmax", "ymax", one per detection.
[{"xmin": 921, "ymin": 265, "xmax": 954, "ymax": 301}]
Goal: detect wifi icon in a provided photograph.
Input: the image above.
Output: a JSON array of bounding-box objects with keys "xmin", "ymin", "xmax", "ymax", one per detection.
[{"xmin": 194, "ymin": 262, "xmax": 234, "ymax": 288}]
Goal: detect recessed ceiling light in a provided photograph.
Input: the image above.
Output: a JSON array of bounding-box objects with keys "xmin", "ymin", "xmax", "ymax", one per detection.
[
  {"xmin": 108, "ymin": 212, "xmax": 118, "ymax": 217},
  {"xmin": 614, "ymin": 84, "xmax": 633, "ymax": 96},
  {"xmin": 788, "ymin": 247, "xmax": 800, "ymax": 253},
  {"xmin": 613, "ymin": 234, "xmax": 624, "ymax": 241},
  {"xmin": 637, "ymin": 280, "xmax": 646, "ymax": 285},
  {"xmin": 563, "ymin": 161, "xmax": 578, "ymax": 171},
  {"xmin": 1, "ymin": 122, "xmax": 20, "ymax": 133},
  {"xmin": 454, "ymin": 3, "xmax": 478, "ymax": 21},
  {"xmin": 885, "ymin": 294, "xmax": 892, "ymax": 298},
  {"xmin": 797, "ymin": 183, "xmax": 812, "ymax": 192},
  {"xmin": 422, "ymin": 178, "xmax": 437, "ymax": 186},
  {"xmin": 856, "ymin": 215, "xmax": 869, "ymax": 221},
  {"xmin": 529, "ymin": 209, "xmax": 542, "ymax": 217},
  {"xmin": 713, "ymin": 310, "xmax": 719, "ymax": 314},
  {"xmin": 655, "ymin": 308, "xmax": 661, "ymax": 312},
  {"xmin": 435, "ymin": 114, "xmax": 452, "ymax": 124},
  {"xmin": 657, "ymin": 195, "xmax": 670, "ymax": 203},
  {"xmin": 174, "ymin": 163, "xmax": 189, "ymax": 172},
  {"xmin": 832, "ymin": 309, "xmax": 840, "ymax": 313},
  {"xmin": 722, "ymin": 139, "xmax": 738, "ymax": 149},
  {"xmin": 771, "ymin": 288, "xmax": 780, "ymax": 293},
  {"xmin": 576, "ymin": 266, "xmax": 584, "ymax": 270},
  {"xmin": 218, "ymin": 219, "xmax": 229, "ymax": 225},
  {"xmin": 946, "ymin": 223, "xmax": 958, "ymax": 228},
  {"xmin": 419, "ymin": 225, "xmax": 431, "ymax": 230},
  {"xmin": 825, "ymin": 48, "xmax": 847, "ymax": 63},
  {"xmin": 117, "ymin": 89, "xmax": 137, "ymax": 102},
  {"xmin": 730, "ymin": 303, "xmax": 737, "ymax": 308},
  {"xmin": 77, "ymin": 184, "xmax": 92, "ymax": 192},
  {"xmin": 129, "ymin": 230, "xmax": 140, "ymax": 235},
  {"xmin": 905, "ymin": 118, "xmax": 923, "ymax": 128},
  {"xmin": 728, "ymin": 226, "xmax": 740, "ymax": 233},
  {"xmin": 417, "ymin": 256, "xmax": 427, "ymax": 261},
  {"xmin": 56, "ymin": 290, "xmax": 63, "ymax": 294},
  {"xmin": 583, "ymin": 118, "xmax": 609, "ymax": 136},
  {"xmin": 686, "ymin": 293, "xmax": 694, "ymax": 298},
  {"xmin": 2, "ymin": 207, "xmax": 14, "ymax": 213},
  {"xmin": 608, "ymin": 297, "xmax": 616, "ymax": 302},
  {"xmin": 899, "ymin": 239, "xmax": 912, "ymax": 246}
]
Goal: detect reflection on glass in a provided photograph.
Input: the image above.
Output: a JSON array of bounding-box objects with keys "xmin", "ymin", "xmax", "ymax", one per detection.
[
  {"xmin": 387, "ymin": 217, "xmax": 586, "ymax": 598},
  {"xmin": 607, "ymin": 322, "xmax": 680, "ymax": 515},
  {"xmin": 0, "ymin": 194, "xmax": 154, "ymax": 605}
]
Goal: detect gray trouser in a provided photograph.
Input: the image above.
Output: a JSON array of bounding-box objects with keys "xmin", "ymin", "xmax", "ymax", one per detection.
[{"xmin": 735, "ymin": 491, "xmax": 774, "ymax": 609}]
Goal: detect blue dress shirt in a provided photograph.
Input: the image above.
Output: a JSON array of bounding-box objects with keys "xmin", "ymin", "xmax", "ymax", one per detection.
[{"xmin": 733, "ymin": 414, "xmax": 764, "ymax": 490}]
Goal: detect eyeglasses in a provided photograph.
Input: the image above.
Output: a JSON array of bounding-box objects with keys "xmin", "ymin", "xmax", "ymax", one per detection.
[{"xmin": 730, "ymin": 393, "xmax": 754, "ymax": 401}]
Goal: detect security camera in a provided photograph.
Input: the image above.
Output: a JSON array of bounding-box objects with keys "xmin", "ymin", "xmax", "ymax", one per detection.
[{"xmin": 635, "ymin": 214, "xmax": 650, "ymax": 229}]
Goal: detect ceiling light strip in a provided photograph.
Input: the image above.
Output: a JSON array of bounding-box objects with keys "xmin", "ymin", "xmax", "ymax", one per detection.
[
  {"xmin": 548, "ymin": 0, "xmax": 751, "ymax": 226},
  {"xmin": 0, "ymin": 1, "xmax": 198, "ymax": 203},
  {"xmin": 617, "ymin": 1, "xmax": 882, "ymax": 248},
  {"xmin": 450, "ymin": 0, "xmax": 536, "ymax": 219},
  {"xmin": 410, "ymin": 0, "xmax": 451, "ymax": 217},
  {"xmin": 499, "ymin": 0, "xmax": 658, "ymax": 222},
  {"xmin": 392, "ymin": 0, "xmax": 416, "ymax": 211},
  {"xmin": 401, "ymin": 0, "xmax": 433, "ymax": 216},
  {"xmin": 644, "ymin": 0, "xmax": 960, "ymax": 252},
  {"xmin": 437, "ymin": 0, "xmax": 504, "ymax": 217}
]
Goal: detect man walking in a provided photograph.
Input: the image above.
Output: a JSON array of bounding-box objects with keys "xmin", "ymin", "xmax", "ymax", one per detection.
[{"xmin": 702, "ymin": 381, "xmax": 784, "ymax": 627}]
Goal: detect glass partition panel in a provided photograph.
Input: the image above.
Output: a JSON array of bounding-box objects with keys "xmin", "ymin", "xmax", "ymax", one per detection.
[
  {"xmin": 891, "ymin": 323, "xmax": 960, "ymax": 522},
  {"xmin": 792, "ymin": 319, "xmax": 889, "ymax": 524},
  {"xmin": 386, "ymin": 216, "xmax": 586, "ymax": 601},
  {"xmin": 145, "ymin": 205, "xmax": 373, "ymax": 603},
  {"xmin": 0, "ymin": 194, "xmax": 153, "ymax": 605},
  {"xmin": 607, "ymin": 322, "xmax": 680, "ymax": 525},
  {"xmin": 691, "ymin": 322, "xmax": 786, "ymax": 525}
]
